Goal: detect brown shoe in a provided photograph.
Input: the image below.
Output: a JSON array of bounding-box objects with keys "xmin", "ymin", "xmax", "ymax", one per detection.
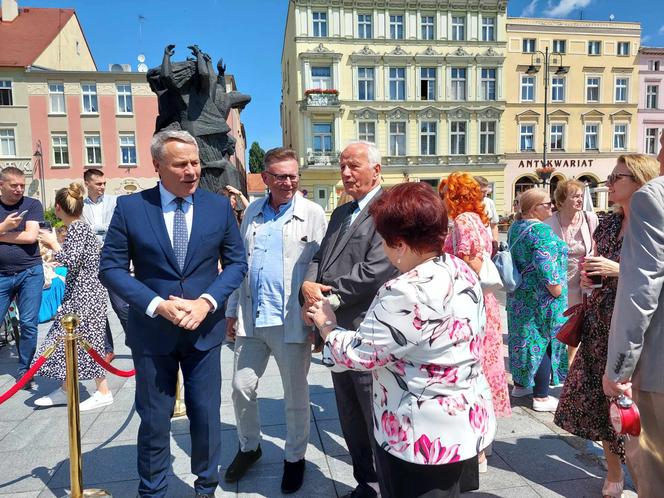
[{"xmin": 104, "ymin": 352, "xmax": 115, "ymax": 363}]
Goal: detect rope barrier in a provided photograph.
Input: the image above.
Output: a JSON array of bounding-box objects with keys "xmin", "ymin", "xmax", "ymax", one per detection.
[
  {"xmin": 0, "ymin": 342, "xmax": 58, "ymax": 405},
  {"xmin": 79, "ymin": 339, "xmax": 135, "ymax": 377}
]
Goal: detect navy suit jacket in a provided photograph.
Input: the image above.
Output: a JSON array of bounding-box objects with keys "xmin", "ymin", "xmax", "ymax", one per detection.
[{"xmin": 99, "ymin": 185, "xmax": 247, "ymax": 355}]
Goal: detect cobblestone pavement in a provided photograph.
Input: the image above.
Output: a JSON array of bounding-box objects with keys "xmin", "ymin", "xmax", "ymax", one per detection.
[{"xmin": 0, "ymin": 296, "xmax": 636, "ymax": 497}]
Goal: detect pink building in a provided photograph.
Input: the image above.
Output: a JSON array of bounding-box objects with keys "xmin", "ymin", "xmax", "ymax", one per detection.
[{"xmin": 637, "ymin": 47, "xmax": 664, "ymax": 155}]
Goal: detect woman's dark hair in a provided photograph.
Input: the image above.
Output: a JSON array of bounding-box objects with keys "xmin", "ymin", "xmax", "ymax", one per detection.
[{"xmin": 369, "ymin": 182, "xmax": 447, "ymax": 254}]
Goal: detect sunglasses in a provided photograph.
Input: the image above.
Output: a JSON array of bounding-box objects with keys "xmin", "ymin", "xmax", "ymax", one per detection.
[
  {"xmin": 537, "ymin": 201, "xmax": 553, "ymax": 208},
  {"xmin": 606, "ymin": 173, "xmax": 635, "ymax": 185}
]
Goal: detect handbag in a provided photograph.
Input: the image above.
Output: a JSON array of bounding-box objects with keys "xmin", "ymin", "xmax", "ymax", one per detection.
[
  {"xmin": 451, "ymin": 220, "xmax": 503, "ymax": 292},
  {"xmin": 492, "ymin": 221, "xmax": 539, "ymax": 293},
  {"xmin": 556, "ymin": 294, "xmax": 587, "ymax": 347}
]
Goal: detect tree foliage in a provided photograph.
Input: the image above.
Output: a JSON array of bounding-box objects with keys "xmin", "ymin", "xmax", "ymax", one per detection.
[{"xmin": 248, "ymin": 141, "xmax": 266, "ymax": 173}]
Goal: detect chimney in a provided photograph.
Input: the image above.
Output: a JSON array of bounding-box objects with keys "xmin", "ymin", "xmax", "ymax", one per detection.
[{"xmin": 1, "ymin": 0, "xmax": 19, "ymax": 22}]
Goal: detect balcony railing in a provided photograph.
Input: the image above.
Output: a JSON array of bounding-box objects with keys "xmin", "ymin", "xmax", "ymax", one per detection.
[
  {"xmin": 306, "ymin": 150, "xmax": 340, "ymax": 168},
  {"xmin": 304, "ymin": 89, "xmax": 340, "ymax": 108}
]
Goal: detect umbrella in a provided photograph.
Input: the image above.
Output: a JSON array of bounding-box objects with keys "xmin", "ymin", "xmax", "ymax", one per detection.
[{"xmin": 583, "ymin": 185, "xmax": 594, "ymax": 212}]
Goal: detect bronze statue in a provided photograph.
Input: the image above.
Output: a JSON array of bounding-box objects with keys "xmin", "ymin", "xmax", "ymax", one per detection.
[{"xmin": 147, "ymin": 44, "xmax": 251, "ymax": 194}]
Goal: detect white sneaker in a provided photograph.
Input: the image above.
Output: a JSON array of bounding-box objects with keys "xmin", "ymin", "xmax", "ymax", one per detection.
[
  {"xmin": 79, "ymin": 391, "xmax": 113, "ymax": 412},
  {"xmin": 511, "ymin": 385, "xmax": 533, "ymax": 398},
  {"xmin": 34, "ymin": 388, "xmax": 68, "ymax": 407},
  {"xmin": 532, "ymin": 396, "xmax": 559, "ymax": 412}
]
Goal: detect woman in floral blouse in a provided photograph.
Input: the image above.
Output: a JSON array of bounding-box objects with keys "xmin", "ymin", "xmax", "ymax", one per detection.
[{"xmin": 308, "ymin": 183, "xmax": 495, "ymax": 498}]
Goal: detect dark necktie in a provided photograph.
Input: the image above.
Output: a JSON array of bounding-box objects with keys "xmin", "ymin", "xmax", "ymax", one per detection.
[
  {"xmin": 173, "ymin": 197, "xmax": 188, "ymax": 270},
  {"xmin": 337, "ymin": 201, "xmax": 359, "ymax": 240}
]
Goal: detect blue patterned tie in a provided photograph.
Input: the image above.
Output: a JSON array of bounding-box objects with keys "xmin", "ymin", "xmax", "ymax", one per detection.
[{"xmin": 173, "ymin": 197, "xmax": 188, "ymax": 270}]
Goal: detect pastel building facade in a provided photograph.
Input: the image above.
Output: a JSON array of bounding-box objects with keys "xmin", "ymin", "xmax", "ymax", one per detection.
[
  {"xmin": 503, "ymin": 17, "xmax": 641, "ymax": 212},
  {"xmin": 282, "ymin": 0, "xmax": 509, "ymax": 214},
  {"xmin": 637, "ymin": 47, "xmax": 664, "ymax": 156}
]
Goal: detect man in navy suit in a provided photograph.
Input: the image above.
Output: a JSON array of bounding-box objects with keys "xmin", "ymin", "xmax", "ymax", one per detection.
[{"xmin": 100, "ymin": 129, "xmax": 247, "ymax": 498}]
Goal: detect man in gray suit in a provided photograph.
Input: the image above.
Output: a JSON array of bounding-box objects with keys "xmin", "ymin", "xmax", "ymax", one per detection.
[
  {"xmin": 604, "ymin": 132, "xmax": 664, "ymax": 497},
  {"xmin": 301, "ymin": 141, "xmax": 397, "ymax": 498}
]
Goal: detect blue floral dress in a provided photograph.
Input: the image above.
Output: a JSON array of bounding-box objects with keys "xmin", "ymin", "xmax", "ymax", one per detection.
[{"xmin": 506, "ymin": 220, "xmax": 569, "ymax": 387}]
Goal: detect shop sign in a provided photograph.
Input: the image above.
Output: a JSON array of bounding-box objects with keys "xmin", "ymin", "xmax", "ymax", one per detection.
[{"xmin": 518, "ymin": 159, "xmax": 594, "ymax": 168}]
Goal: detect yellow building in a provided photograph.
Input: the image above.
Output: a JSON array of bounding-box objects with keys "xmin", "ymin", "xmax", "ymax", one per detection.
[
  {"xmin": 281, "ymin": 0, "xmax": 509, "ymax": 214},
  {"xmin": 503, "ymin": 17, "xmax": 641, "ymax": 212}
]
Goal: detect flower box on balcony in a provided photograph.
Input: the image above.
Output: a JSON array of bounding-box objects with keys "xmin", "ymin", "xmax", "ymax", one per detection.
[{"xmin": 304, "ymin": 88, "xmax": 339, "ymax": 96}]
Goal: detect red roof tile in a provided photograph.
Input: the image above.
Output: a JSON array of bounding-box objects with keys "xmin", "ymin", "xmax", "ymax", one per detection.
[
  {"xmin": 246, "ymin": 173, "xmax": 266, "ymax": 194},
  {"xmin": 0, "ymin": 7, "xmax": 75, "ymax": 67}
]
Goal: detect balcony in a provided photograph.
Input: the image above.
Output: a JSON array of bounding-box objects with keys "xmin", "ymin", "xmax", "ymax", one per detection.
[
  {"xmin": 306, "ymin": 150, "xmax": 339, "ymax": 168},
  {"xmin": 302, "ymin": 89, "xmax": 340, "ymax": 110}
]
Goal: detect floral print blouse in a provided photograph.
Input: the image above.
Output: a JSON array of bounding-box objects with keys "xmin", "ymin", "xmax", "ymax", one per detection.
[{"xmin": 323, "ymin": 255, "xmax": 496, "ymax": 465}]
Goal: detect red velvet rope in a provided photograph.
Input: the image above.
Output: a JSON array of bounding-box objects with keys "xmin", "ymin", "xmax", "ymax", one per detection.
[
  {"xmin": 0, "ymin": 355, "xmax": 48, "ymax": 405},
  {"xmin": 81, "ymin": 341, "xmax": 135, "ymax": 377}
]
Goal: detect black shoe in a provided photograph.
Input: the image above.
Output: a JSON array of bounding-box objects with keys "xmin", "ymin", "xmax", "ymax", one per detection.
[
  {"xmin": 341, "ymin": 484, "xmax": 378, "ymax": 498},
  {"xmin": 21, "ymin": 378, "xmax": 35, "ymax": 391},
  {"xmin": 281, "ymin": 458, "xmax": 305, "ymax": 494},
  {"xmin": 224, "ymin": 446, "xmax": 262, "ymax": 482}
]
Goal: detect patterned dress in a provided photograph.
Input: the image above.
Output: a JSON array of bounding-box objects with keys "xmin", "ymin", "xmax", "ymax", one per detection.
[
  {"xmin": 444, "ymin": 212, "xmax": 511, "ymax": 417},
  {"xmin": 554, "ymin": 213, "xmax": 625, "ymax": 460},
  {"xmin": 506, "ymin": 220, "xmax": 569, "ymax": 387},
  {"xmin": 34, "ymin": 220, "xmax": 108, "ymax": 381}
]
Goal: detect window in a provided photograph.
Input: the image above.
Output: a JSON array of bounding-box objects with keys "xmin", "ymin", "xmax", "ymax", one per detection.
[
  {"xmin": 481, "ymin": 17, "xmax": 495, "ymax": 41},
  {"xmin": 421, "ymin": 15, "xmax": 435, "ymax": 40},
  {"xmin": 0, "ymin": 80, "xmax": 12, "ymax": 106},
  {"xmin": 312, "ymin": 123, "xmax": 333, "ymax": 152},
  {"xmin": 553, "ymin": 39, "xmax": 566, "ymax": 54},
  {"xmin": 588, "ymin": 41, "xmax": 601, "ymax": 55},
  {"xmin": 358, "ymin": 13, "xmax": 372, "ymax": 39},
  {"xmin": 119, "ymin": 133, "xmax": 137, "ymax": 165},
  {"xmin": 645, "ymin": 128, "xmax": 659, "ymax": 154},
  {"xmin": 450, "ymin": 68, "xmax": 466, "ymax": 101},
  {"xmin": 357, "ymin": 67, "xmax": 374, "ymax": 101},
  {"xmin": 451, "ymin": 16, "xmax": 465, "ymax": 41},
  {"xmin": 646, "ymin": 85, "xmax": 659, "ymax": 109},
  {"xmin": 81, "ymin": 83, "xmax": 98, "ymax": 113},
  {"xmin": 420, "ymin": 121, "xmax": 437, "ymax": 155},
  {"xmin": 85, "ymin": 134, "xmax": 102, "ymax": 165},
  {"xmin": 450, "ymin": 121, "xmax": 466, "ymax": 155},
  {"xmin": 389, "ymin": 121, "xmax": 406, "ymax": 156},
  {"xmin": 389, "ymin": 67, "xmax": 406, "ymax": 100},
  {"xmin": 519, "ymin": 124, "xmax": 535, "ymax": 152},
  {"xmin": 648, "ymin": 60, "xmax": 661, "ymax": 71},
  {"xmin": 551, "ymin": 77, "xmax": 565, "ymax": 102},
  {"xmin": 479, "ymin": 121, "xmax": 496, "ymax": 154},
  {"xmin": 550, "ymin": 124, "xmax": 565, "ymax": 151},
  {"xmin": 521, "ymin": 75, "xmax": 535, "ymax": 101},
  {"xmin": 311, "ymin": 66, "xmax": 332, "ymax": 89},
  {"xmin": 358, "ymin": 121, "xmax": 375, "ymax": 143},
  {"xmin": 390, "ymin": 15, "xmax": 404, "ymax": 40},
  {"xmin": 480, "ymin": 68, "xmax": 496, "ymax": 101},
  {"xmin": 586, "ymin": 77, "xmax": 600, "ymax": 102},
  {"xmin": 420, "ymin": 67, "xmax": 436, "ymax": 101},
  {"xmin": 615, "ymin": 78, "xmax": 628, "ymax": 103},
  {"xmin": 584, "ymin": 124, "xmax": 599, "ymax": 150},
  {"xmin": 617, "ymin": 42, "xmax": 630, "ymax": 56},
  {"xmin": 312, "ymin": 11, "xmax": 327, "ymax": 37},
  {"xmin": 52, "ymin": 134, "xmax": 69, "ymax": 165},
  {"xmin": 49, "ymin": 82, "xmax": 65, "ymax": 114},
  {"xmin": 116, "ymin": 83, "xmax": 133, "ymax": 113},
  {"xmin": 0, "ymin": 129, "xmax": 16, "ymax": 157},
  {"xmin": 523, "ymin": 38, "xmax": 536, "ymax": 53},
  {"xmin": 613, "ymin": 124, "xmax": 627, "ymax": 150}
]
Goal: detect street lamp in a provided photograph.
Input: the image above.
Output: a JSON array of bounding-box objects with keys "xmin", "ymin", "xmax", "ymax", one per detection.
[{"xmin": 524, "ymin": 47, "xmax": 567, "ymax": 185}]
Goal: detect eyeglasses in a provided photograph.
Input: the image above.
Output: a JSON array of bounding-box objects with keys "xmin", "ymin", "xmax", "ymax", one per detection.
[
  {"xmin": 606, "ymin": 173, "xmax": 635, "ymax": 185},
  {"xmin": 537, "ymin": 201, "xmax": 553, "ymax": 208},
  {"xmin": 264, "ymin": 171, "xmax": 299, "ymax": 183}
]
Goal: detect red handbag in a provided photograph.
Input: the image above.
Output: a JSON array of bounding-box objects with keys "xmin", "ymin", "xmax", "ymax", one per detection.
[{"xmin": 556, "ymin": 295, "xmax": 587, "ymax": 347}]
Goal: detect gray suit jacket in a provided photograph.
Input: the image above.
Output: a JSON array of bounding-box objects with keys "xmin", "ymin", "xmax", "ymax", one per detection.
[
  {"xmin": 304, "ymin": 191, "xmax": 398, "ymax": 330},
  {"xmin": 606, "ymin": 176, "xmax": 664, "ymax": 393}
]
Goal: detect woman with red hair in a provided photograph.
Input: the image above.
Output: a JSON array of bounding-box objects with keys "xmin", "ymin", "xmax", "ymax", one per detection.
[{"xmin": 439, "ymin": 173, "xmax": 511, "ymax": 472}]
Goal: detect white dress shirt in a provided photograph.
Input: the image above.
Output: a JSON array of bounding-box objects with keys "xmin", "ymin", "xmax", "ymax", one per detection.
[{"xmin": 145, "ymin": 183, "xmax": 217, "ymax": 318}]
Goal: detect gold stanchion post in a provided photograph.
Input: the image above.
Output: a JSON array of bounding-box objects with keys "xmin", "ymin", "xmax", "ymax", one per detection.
[
  {"xmin": 61, "ymin": 314, "xmax": 111, "ymax": 498},
  {"xmin": 172, "ymin": 367, "xmax": 187, "ymax": 418}
]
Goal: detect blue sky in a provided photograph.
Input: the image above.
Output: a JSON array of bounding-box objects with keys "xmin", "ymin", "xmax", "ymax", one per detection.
[{"xmin": 24, "ymin": 0, "xmax": 664, "ymax": 154}]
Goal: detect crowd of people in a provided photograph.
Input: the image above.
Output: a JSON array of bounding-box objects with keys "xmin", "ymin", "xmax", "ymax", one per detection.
[{"xmin": 0, "ymin": 128, "xmax": 662, "ymax": 498}]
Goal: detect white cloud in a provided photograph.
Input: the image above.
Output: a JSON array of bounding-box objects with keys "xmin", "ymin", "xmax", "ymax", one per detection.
[
  {"xmin": 658, "ymin": 25, "xmax": 664, "ymax": 35},
  {"xmin": 544, "ymin": 0, "xmax": 593, "ymax": 18},
  {"xmin": 521, "ymin": 0, "xmax": 539, "ymax": 17}
]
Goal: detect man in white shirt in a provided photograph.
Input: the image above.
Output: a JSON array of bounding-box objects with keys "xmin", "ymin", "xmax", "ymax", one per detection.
[
  {"xmin": 82, "ymin": 168, "xmax": 127, "ymax": 362},
  {"xmin": 475, "ymin": 176, "xmax": 499, "ymax": 246}
]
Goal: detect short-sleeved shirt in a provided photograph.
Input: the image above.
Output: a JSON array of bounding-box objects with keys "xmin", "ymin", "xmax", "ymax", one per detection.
[
  {"xmin": 0, "ymin": 196, "xmax": 44, "ymax": 273},
  {"xmin": 484, "ymin": 197, "xmax": 499, "ymax": 225}
]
